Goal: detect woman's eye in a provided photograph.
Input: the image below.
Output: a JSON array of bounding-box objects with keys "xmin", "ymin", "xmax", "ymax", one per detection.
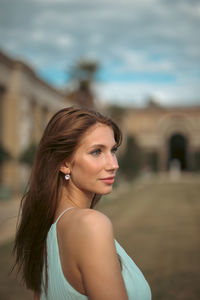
[
  {"xmin": 91, "ymin": 149, "xmax": 102, "ymax": 156},
  {"xmin": 111, "ymin": 147, "xmax": 118, "ymax": 154}
]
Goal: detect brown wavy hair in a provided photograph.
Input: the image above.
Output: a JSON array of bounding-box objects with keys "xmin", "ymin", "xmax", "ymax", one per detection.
[{"xmin": 13, "ymin": 106, "xmax": 122, "ymax": 293}]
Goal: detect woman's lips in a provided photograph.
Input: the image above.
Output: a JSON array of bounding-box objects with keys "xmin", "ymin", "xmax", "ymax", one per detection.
[{"xmin": 100, "ymin": 177, "xmax": 115, "ymax": 184}]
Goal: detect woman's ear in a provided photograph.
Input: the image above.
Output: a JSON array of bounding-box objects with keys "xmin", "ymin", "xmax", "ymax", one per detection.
[{"xmin": 59, "ymin": 161, "xmax": 70, "ymax": 175}]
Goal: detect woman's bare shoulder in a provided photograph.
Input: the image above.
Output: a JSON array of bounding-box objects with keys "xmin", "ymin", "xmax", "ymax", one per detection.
[
  {"xmin": 57, "ymin": 208, "xmax": 114, "ymax": 265},
  {"xmin": 57, "ymin": 209, "xmax": 128, "ymax": 299},
  {"xmin": 58, "ymin": 208, "xmax": 113, "ymax": 239},
  {"xmin": 78, "ymin": 208, "xmax": 112, "ymax": 225},
  {"xmin": 75, "ymin": 209, "xmax": 114, "ymax": 250},
  {"xmin": 71, "ymin": 210, "xmax": 128, "ymax": 299},
  {"xmin": 78, "ymin": 209, "xmax": 113, "ymax": 236},
  {"xmin": 59, "ymin": 208, "xmax": 112, "ymax": 228}
]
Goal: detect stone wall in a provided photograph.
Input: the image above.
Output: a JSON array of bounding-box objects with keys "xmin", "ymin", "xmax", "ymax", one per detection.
[
  {"xmin": 123, "ymin": 106, "xmax": 200, "ymax": 172},
  {"xmin": 0, "ymin": 50, "xmax": 71, "ymax": 193}
]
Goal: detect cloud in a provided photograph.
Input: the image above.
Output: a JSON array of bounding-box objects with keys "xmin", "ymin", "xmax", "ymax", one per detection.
[
  {"xmin": 116, "ymin": 49, "xmax": 174, "ymax": 73},
  {"xmin": 96, "ymin": 80, "xmax": 200, "ymax": 107},
  {"xmin": 0, "ymin": 0, "xmax": 199, "ymax": 105}
]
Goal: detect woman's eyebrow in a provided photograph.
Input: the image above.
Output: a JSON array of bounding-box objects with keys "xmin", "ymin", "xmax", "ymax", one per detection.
[{"xmin": 88, "ymin": 143, "xmax": 117, "ymax": 150}]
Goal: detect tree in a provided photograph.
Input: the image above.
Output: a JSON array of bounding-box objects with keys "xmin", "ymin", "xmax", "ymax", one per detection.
[
  {"xmin": 20, "ymin": 143, "xmax": 38, "ymax": 166},
  {"xmin": 118, "ymin": 135, "xmax": 141, "ymax": 180},
  {"xmin": 0, "ymin": 143, "xmax": 11, "ymax": 187},
  {"xmin": 67, "ymin": 60, "xmax": 99, "ymax": 108},
  {"xmin": 70, "ymin": 60, "xmax": 99, "ymax": 85},
  {"xmin": 0, "ymin": 144, "xmax": 11, "ymax": 165}
]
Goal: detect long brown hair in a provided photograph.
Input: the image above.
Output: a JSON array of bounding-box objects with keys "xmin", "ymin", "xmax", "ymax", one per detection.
[{"xmin": 13, "ymin": 106, "xmax": 122, "ymax": 293}]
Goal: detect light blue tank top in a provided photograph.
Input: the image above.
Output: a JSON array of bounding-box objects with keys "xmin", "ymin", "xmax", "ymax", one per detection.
[{"xmin": 40, "ymin": 208, "xmax": 151, "ymax": 300}]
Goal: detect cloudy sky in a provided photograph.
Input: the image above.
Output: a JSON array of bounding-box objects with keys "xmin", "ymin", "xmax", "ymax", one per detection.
[{"xmin": 0, "ymin": 0, "xmax": 200, "ymax": 107}]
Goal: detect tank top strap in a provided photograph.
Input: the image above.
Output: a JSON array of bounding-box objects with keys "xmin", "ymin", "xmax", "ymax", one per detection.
[{"xmin": 54, "ymin": 207, "xmax": 75, "ymax": 224}]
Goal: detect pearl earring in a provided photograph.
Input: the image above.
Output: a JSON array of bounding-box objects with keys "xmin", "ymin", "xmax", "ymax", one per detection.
[{"xmin": 65, "ymin": 173, "xmax": 70, "ymax": 180}]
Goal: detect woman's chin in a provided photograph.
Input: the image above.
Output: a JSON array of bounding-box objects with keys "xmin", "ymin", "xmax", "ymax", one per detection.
[{"xmin": 99, "ymin": 186, "xmax": 113, "ymax": 195}]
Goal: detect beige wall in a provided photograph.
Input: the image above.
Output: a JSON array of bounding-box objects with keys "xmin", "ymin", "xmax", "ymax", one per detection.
[
  {"xmin": 123, "ymin": 107, "xmax": 200, "ymax": 171},
  {"xmin": 0, "ymin": 51, "xmax": 71, "ymax": 193}
]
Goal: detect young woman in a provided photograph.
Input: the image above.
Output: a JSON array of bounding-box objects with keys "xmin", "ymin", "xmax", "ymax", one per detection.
[{"xmin": 13, "ymin": 107, "xmax": 151, "ymax": 300}]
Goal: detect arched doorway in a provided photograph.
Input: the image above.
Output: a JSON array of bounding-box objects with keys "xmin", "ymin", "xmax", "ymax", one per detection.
[{"xmin": 168, "ymin": 134, "xmax": 187, "ymax": 170}]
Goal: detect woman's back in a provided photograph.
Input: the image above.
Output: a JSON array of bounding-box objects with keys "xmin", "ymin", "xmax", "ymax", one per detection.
[
  {"xmin": 40, "ymin": 207, "xmax": 151, "ymax": 300},
  {"xmin": 40, "ymin": 207, "xmax": 88, "ymax": 299}
]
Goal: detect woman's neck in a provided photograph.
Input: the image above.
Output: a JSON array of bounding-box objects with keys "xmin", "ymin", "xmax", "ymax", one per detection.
[{"xmin": 59, "ymin": 184, "xmax": 94, "ymax": 209}]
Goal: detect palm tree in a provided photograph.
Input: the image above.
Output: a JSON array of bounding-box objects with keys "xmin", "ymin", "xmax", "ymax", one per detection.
[{"xmin": 67, "ymin": 60, "xmax": 99, "ymax": 108}]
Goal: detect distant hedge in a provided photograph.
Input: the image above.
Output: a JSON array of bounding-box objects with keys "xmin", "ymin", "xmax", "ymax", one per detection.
[
  {"xmin": 20, "ymin": 143, "xmax": 38, "ymax": 166},
  {"xmin": 118, "ymin": 135, "xmax": 141, "ymax": 180},
  {"xmin": 0, "ymin": 144, "xmax": 11, "ymax": 164}
]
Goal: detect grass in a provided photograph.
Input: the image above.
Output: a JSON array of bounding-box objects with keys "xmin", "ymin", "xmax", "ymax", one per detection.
[{"xmin": 1, "ymin": 174, "xmax": 200, "ymax": 299}]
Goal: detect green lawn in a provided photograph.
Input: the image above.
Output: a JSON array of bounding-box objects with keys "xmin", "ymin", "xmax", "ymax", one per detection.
[{"xmin": 1, "ymin": 174, "xmax": 200, "ymax": 299}]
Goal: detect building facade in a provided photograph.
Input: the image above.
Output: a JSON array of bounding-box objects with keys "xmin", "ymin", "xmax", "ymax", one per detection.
[
  {"xmin": 0, "ymin": 50, "xmax": 71, "ymax": 193},
  {"xmin": 123, "ymin": 104, "xmax": 200, "ymax": 173},
  {"xmin": 1, "ymin": 50, "xmax": 200, "ymax": 194}
]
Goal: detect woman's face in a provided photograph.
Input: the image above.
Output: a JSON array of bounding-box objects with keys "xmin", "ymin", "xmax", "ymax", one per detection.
[{"xmin": 68, "ymin": 123, "xmax": 119, "ymax": 197}]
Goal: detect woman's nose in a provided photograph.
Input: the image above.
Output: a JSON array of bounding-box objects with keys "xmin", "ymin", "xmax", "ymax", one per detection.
[{"xmin": 105, "ymin": 154, "xmax": 119, "ymax": 171}]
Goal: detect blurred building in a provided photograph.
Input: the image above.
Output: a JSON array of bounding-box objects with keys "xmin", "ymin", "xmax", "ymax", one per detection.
[
  {"xmin": 123, "ymin": 101, "xmax": 200, "ymax": 173},
  {"xmin": 0, "ymin": 50, "xmax": 72, "ymax": 193}
]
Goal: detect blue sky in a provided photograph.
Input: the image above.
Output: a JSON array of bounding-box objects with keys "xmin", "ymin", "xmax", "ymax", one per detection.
[{"xmin": 0, "ymin": 0, "xmax": 200, "ymax": 107}]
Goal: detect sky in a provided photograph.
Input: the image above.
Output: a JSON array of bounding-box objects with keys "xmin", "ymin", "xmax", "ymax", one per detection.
[{"xmin": 0, "ymin": 0, "xmax": 200, "ymax": 107}]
